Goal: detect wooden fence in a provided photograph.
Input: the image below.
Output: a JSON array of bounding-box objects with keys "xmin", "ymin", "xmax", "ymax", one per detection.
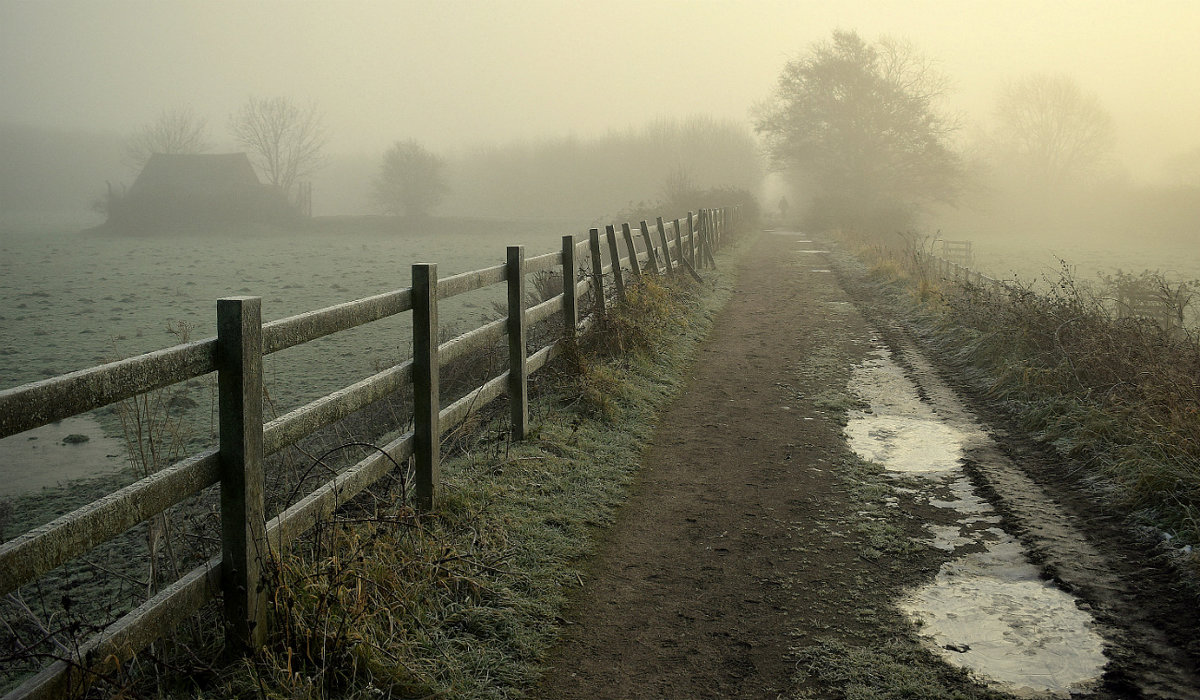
[
  {"xmin": 923, "ymin": 251, "xmax": 1004, "ymax": 290},
  {"xmin": 0, "ymin": 206, "xmax": 741, "ymax": 699},
  {"xmin": 920, "ymin": 249, "xmax": 1185, "ymax": 330}
]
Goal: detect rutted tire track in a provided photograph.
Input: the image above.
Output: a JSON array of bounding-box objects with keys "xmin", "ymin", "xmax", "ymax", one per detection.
[{"xmin": 840, "ymin": 261, "xmax": 1200, "ymax": 698}]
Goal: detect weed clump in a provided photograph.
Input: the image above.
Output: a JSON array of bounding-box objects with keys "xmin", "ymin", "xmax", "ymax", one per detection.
[
  {"xmin": 563, "ymin": 276, "xmax": 698, "ymax": 420},
  {"xmin": 584, "ymin": 276, "xmax": 692, "ymax": 357}
]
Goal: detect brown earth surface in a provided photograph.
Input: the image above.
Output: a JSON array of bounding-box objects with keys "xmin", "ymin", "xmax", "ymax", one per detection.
[{"xmin": 534, "ymin": 231, "xmax": 1200, "ymax": 699}]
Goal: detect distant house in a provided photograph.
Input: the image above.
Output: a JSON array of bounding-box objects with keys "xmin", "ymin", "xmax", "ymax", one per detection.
[{"xmin": 103, "ymin": 152, "xmax": 294, "ymax": 231}]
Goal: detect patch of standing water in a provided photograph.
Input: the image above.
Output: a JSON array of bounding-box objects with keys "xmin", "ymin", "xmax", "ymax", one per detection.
[
  {"xmin": 845, "ymin": 348, "xmax": 1106, "ymax": 697},
  {"xmin": 845, "ymin": 351, "xmax": 973, "ymax": 474},
  {"xmin": 0, "ymin": 414, "xmax": 126, "ymax": 495}
]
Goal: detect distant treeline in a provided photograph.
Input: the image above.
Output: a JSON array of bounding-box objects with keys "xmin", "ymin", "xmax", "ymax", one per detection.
[
  {"xmin": 440, "ymin": 116, "xmax": 763, "ymax": 221},
  {"xmin": 1, "ymin": 117, "xmax": 761, "ymax": 226},
  {"xmin": 929, "ymin": 173, "xmax": 1200, "ymax": 246},
  {"xmin": 0, "ymin": 122, "xmax": 122, "ymax": 222}
]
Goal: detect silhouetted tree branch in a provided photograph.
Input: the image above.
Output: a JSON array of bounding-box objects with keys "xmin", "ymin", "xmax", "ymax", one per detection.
[
  {"xmin": 230, "ymin": 97, "xmax": 327, "ymax": 199},
  {"xmin": 124, "ymin": 106, "xmax": 210, "ymax": 172}
]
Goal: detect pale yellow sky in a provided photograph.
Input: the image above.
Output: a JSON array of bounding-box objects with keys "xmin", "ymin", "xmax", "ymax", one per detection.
[{"xmin": 2, "ymin": 0, "xmax": 1198, "ymax": 180}]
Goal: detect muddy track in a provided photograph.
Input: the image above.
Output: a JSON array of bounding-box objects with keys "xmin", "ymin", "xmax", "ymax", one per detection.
[
  {"xmin": 837, "ymin": 262, "xmax": 1200, "ymax": 698},
  {"xmin": 534, "ymin": 232, "xmax": 1199, "ymax": 699}
]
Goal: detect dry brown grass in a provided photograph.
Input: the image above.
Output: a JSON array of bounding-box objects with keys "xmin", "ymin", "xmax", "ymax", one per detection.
[{"xmin": 889, "ymin": 252, "xmax": 1200, "ymax": 568}]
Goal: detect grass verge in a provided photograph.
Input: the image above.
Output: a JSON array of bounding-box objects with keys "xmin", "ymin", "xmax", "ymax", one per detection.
[{"xmin": 183, "ymin": 259, "xmax": 744, "ymax": 698}]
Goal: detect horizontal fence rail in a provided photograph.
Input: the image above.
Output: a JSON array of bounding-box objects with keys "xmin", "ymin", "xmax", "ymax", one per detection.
[
  {"xmin": 918, "ymin": 251, "xmax": 1006, "ymax": 291},
  {"xmin": 0, "ymin": 205, "xmax": 742, "ymax": 700}
]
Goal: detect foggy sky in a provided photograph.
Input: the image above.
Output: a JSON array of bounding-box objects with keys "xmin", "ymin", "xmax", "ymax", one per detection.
[{"xmin": 2, "ymin": 0, "xmax": 1198, "ymax": 181}]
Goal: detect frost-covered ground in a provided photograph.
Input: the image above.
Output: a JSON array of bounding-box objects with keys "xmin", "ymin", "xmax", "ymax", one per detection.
[{"xmin": 0, "ymin": 219, "xmax": 576, "ymax": 495}]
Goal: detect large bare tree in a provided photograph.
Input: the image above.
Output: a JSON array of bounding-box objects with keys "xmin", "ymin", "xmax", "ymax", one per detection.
[
  {"xmin": 993, "ymin": 74, "xmax": 1115, "ymax": 186},
  {"xmin": 124, "ymin": 106, "xmax": 210, "ymax": 171},
  {"xmin": 754, "ymin": 30, "xmax": 961, "ymax": 233},
  {"xmin": 230, "ymin": 97, "xmax": 327, "ymax": 199}
]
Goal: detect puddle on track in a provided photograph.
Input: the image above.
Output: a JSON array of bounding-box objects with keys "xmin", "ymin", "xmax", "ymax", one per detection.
[{"xmin": 846, "ymin": 347, "xmax": 1107, "ymax": 698}]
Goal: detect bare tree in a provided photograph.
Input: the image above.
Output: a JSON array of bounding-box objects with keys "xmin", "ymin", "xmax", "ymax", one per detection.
[
  {"xmin": 659, "ymin": 165, "xmax": 698, "ymax": 208},
  {"xmin": 124, "ymin": 106, "xmax": 210, "ymax": 171},
  {"xmin": 993, "ymin": 73, "xmax": 1115, "ymax": 186},
  {"xmin": 876, "ymin": 35, "xmax": 954, "ymax": 107},
  {"xmin": 230, "ymin": 97, "xmax": 327, "ymax": 199}
]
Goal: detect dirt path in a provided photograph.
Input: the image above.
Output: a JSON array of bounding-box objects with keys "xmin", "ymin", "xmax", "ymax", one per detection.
[
  {"xmin": 536, "ymin": 231, "xmax": 881, "ymax": 698},
  {"xmin": 535, "ymin": 231, "xmax": 1200, "ymax": 699}
]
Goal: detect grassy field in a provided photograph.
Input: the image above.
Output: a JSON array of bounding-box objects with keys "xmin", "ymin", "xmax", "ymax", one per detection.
[
  {"xmin": 921, "ymin": 233, "xmax": 1200, "ymax": 329},
  {"xmin": 972, "ymin": 238, "xmax": 1199, "ymax": 283},
  {"xmin": 0, "ymin": 216, "xmax": 587, "ymax": 497},
  {"xmin": 0, "ymin": 216, "xmax": 584, "ymax": 393}
]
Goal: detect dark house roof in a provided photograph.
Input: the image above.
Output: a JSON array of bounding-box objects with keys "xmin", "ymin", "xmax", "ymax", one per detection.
[
  {"xmin": 129, "ymin": 153, "xmax": 262, "ymax": 199},
  {"xmin": 106, "ymin": 152, "xmax": 294, "ymax": 231}
]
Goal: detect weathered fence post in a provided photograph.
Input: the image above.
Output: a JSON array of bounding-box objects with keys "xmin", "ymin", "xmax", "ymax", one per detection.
[
  {"xmin": 674, "ymin": 217, "xmax": 705, "ymax": 284},
  {"xmin": 706, "ymin": 208, "xmax": 714, "ymax": 258},
  {"xmin": 561, "ymin": 235, "xmax": 578, "ymax": 338},
  {"xmin": 701, "ymin": 209, "xmax": 718, "ymax": 269},
  {"xmin": 656, "ymin": 217, "xmax": 675, "ymax": 276},
  {"xmin": 712, "ymin": 209, "xmax": 719, "ymax": 255},
  {"xmin": 687, "ymin": 211, "xmax": 696, "ymax": 265},
  {"xmin": 412, "ymin": 264, "xmax": 439, "ymax": 510},
  {"xmin": 507, "ymin": 246, "xmax": 528, "ymax": 440},
  {"xmin": 588, "ymin": 228, "xmax": 606, "ymax": 317},
  {"xmin": 216, "ymin": 296, "xmax": 267, "ymax": 653},
  {"xmin": 621, "ymin": 222, "xmax": 642, "ymax": 278},
  {"xmin": 604, "ymin": 224, "xmax": 625, "ymax": 301},
  {"xmin": 639, "ymin": 220, "xmax": 659, "ymax": 274},
  {"xmin": 673, "ymin": 217, "xmax": 684, "ymax": 266}
]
